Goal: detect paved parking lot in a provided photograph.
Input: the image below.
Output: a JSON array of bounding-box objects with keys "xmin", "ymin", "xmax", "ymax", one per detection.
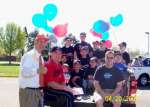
[
  {"xmin": 0, "ymin": 77, "xmax": 150, "ymax": 107},
  {"xmin": 0, "ymin": 78, "xmax": 19, "ymax": 107}
]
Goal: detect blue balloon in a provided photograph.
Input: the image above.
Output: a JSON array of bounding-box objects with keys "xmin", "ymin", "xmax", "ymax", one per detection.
[
  {"xmin": 110, "ymin": 14, "xmax": 123, "ymax": 27},
  {"xmin": 101, "ymin": 32, "xmax": 109, "ymax": 40},
  {"xmin": 44, "ymin": 26, "xmax": 53, "ymax": 33},
  {"xmin": 44, "ymin": 4, "xmax": 57, "ymax": 21},
  {"xmin": 32, "ymin": 13, "xmax": 47, "ymax": 28},
  {"xmin": 93, "ymin": 20, "xmax": 109, "ymax": 33},
  {"xmin": 32, "ymin": 13, "xmax": 53, "ymax": 33}
]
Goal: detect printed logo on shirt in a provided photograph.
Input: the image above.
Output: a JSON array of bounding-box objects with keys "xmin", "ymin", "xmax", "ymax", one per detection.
[
  {"xmin": 118, "ymin": 66, "xmax": 123, "ymax": 71},
  {"xmin": 104, "ymin": 72, "xmax": 112, "ymax": 79}
]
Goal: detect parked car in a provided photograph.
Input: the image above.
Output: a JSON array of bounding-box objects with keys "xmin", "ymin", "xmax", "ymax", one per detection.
[{"xmin": 131, "ymin": 67, "xmax": 150, "ymax": 86}]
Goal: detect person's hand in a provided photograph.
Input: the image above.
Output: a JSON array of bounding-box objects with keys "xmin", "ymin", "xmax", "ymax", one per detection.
[
  {"xmin": 66, "ymin": 87, "xmax": 76, "ymax": 95},
  {"xmin": 88, "ymin": 75, "xmax": 94, "ymax": 80},
  {"xmin": 38, "ymin": 55, "xmax": 47, "ymax": 74}
]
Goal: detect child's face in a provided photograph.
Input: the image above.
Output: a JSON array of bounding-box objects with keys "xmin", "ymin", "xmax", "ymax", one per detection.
[
  {"xmin": 61, "ymin": 56, "xmax": 67, "ymax": 63},
  {"xmin": 114, "ymin": 55, "xmax": 122, "ymax": 63},
  {"xmin": 63, "ymin": 66, "xmax": 69, "ymax": 73},
  {"xmin": 90, "ymin": 60, "xmax": 97, "ymax": 68},
  {"xmin": 74, "ymin": 63, "xmax": 81, "ymax": 70}
]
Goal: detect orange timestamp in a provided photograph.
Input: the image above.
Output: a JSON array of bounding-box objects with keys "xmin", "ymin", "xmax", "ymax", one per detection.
[{"xmin": 104, "ymin": 95, "xmax": 137, "ymax": 102}]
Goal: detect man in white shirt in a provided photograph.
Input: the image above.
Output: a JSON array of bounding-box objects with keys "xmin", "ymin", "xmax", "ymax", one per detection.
[{"xmin": 19, "ymin": 34, "xmax": 48, "ymax": 107}]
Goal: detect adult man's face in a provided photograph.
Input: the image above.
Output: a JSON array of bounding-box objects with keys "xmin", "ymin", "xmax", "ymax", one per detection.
[
  {"xmin": 34, "ymin": 40, "xmax": 47, "ymax": 53},
  {"xmin": 105, "ymin": 53, "xmax": 114, "ymax": 66},
  {"xmin": 80, "ymin": 35, "xmax": 86, "ymax": 42},
  {"xmin": 52, "ymin": 50, "xmax": 62, "ymax": 62},
  {"xmin": 119, "ymin": 44, "xmax": 126, "ymax": 52},
  {"xmin": 65, "ymin": 39, "xmax": 72, "ymax": 46}
]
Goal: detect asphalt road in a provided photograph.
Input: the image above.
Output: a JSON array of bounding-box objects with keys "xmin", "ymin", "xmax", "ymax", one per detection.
[{"xmin": 0, "ymin": 77, "xmax": 150, "ymax": 107}]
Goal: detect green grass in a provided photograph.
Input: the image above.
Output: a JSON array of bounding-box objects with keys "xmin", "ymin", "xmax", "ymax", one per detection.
[{"xmin": 0, "ymin": 61, "xmax": 20, "ymax": 77}]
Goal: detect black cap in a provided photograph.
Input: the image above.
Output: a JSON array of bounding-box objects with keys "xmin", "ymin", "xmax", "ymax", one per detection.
[{"xmin": 51, "ymin": 46, "xmax": 62, "ymax": 52}]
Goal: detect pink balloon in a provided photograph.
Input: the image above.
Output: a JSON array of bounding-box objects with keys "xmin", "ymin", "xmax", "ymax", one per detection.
[
  {"xmin": 53, "ymin": 23, "xmax": 68, "ymax": 37},
  {"xmin": 90, "ymin": 29, "xmax": 102, "ymax": 38},
  {"xmin": 105, "ymin": 40, "xmax": 112, "ymax": 48}
]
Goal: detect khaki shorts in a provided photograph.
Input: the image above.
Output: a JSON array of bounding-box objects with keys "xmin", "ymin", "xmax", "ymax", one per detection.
[{"xmin": 93, "ymin": 89, "xmax": 121, "ymax": 103}]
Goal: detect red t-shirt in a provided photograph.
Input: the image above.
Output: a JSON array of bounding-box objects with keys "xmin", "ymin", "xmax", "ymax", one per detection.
[{"xmin": 44, "ymin": 60, "xmax": 65, "ymax": 86}]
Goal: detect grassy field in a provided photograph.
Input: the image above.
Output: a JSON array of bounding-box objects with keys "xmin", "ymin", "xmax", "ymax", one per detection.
[{"xmin": 0, "ymin": 61, "xmax": 20, "ymax": 77}]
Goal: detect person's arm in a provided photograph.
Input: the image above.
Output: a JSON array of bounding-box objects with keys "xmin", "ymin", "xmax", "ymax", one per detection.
[
  {"xmin": 71, "ymin": 76, "xmax": 80, "ymax": 87},
  {"xmin": 88, "ymin": 44, "xmax": 93, "ymax": 57},
  {"xmin": 48, "ymin": 81, "xmax": 73, "ymax": 93},
  {"xmin": 74, "ymin": 51, "xmax": 78, "ymax": 60},
  {"xmin": 38, "ymin": 55, "xmax": 47, "ymax": 74},
  {"xmin": 111, "ymin": 81, "xmax": 123, "ymax": 96}
]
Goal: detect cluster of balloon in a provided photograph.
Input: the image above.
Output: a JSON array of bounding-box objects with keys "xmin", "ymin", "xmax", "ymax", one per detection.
[
  {"xmin": 91, "ymin": 20, "xmax": 110, "ymax": 40},
  {"xmin": 90, "ymin": 19, "xmax": 111, "ymax": 48},
  {"xmin": 93, "ymin": 20, "xmax": 110, "ymax": 33},
  {"xmin": 32, "ymin": 4, "xmax": 67, "ymax": 37},
  {"xmin": 90, "ymin": 14, "xmax": 123, "ymax": 48},
  {"xmin": 32, "ymin": 4, "xmax": 57, "ymax": 33}
]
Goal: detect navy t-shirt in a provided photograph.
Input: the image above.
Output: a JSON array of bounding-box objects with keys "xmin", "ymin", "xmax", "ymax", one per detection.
[
  {"xmin": 84, "ymin": 67, "xmax": 97, "ymax": 79},
  {"xmin": 94, "ymin": 66, "xmax": 123, "ymax": 89},
  {"xmin": 122, "ymin": 51, "xmax": 130, "ymax": 65},
  {"xmin": 79, "ymin": 57, "xmax": 90, "ymax": 68},
  {"xmin": 69, "ymin": 69, "xmax": 84, "ymax": 87},
  {"xmin": 61, "ymin": 46, "xmax": 74, "ymax": 68}
]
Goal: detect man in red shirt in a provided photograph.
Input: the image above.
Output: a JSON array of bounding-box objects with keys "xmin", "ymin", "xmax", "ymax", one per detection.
[{"xmin": 43, "ymin": 46, "xmax": 75, "ymax": 107}]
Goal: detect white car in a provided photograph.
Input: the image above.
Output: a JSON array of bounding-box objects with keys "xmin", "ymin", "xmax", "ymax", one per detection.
[{"xmin": 131, "ymin": 67, "xmax": 150, "ymax": 86}]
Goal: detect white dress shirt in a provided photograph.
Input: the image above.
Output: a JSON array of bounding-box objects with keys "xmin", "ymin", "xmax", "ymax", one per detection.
[{"xmin": 19, "ymin": 48, "xmax": 41, "ymax": 88}]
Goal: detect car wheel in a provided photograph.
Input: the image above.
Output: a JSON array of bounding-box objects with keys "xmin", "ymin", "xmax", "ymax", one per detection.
[{"xmin": 138, "ymin": 75, "xmax": 148, "ymax": 86}]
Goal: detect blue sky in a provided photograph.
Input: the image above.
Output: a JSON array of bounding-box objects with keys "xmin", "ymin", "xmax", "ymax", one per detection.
[{"xmin": 0, "ymin": 0, "xmax": 150, "ymax": 53}]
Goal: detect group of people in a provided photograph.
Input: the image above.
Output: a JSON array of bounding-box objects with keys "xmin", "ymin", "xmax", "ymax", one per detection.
[
  {"xmin": 131, "ymin": 56, "xmax": 144, "ymax": 67},
  {"xmin": 19, "ymin": 32, "xmax": 131, "ymax": 107}
]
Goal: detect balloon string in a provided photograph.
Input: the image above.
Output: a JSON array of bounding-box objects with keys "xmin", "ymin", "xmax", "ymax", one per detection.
[{"xmin": 112, "ymin": 28, "xmax": 118, "ymax": 45}]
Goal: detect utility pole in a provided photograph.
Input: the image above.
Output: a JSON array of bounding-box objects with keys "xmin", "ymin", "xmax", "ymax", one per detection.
[{"xmin": 145, "ymin": 32, "xmax": 150, "ymax": 55}]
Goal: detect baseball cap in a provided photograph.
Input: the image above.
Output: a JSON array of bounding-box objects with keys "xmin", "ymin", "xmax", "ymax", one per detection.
[
  {"xmin": 51, "ymin": 46, "xmax": 62, "ymax": 52},
  {"xmin": 35, "ymin": 34, "xmax": 49, "ymax": 41},
  {"xmin": 90, "ymin": 57, "xmax": 97, "ymax": 61},
  {"xmin": 63, "ymin": 63, "xmax": 69, "ymax": 67},
  {"xmin": 73, "ymin": 60, "xmax": 81, "ymax": 65},
  {"xmin": 80, "ymin": 46, "xmax": 88, "ymax": 51}
]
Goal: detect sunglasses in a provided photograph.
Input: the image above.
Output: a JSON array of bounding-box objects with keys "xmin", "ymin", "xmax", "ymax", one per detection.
[{"xmin": 106, "ymin": 56, "xmax": 114, "ymax": 59}]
